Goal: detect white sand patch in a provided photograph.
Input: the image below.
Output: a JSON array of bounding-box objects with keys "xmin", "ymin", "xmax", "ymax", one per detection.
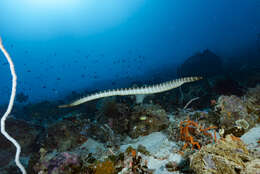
[
  {"xmin": 241, "ymin": 124, "xmax": 260, "ymax": 149},
  {"xmin": 120, "ymin": 132, "xmax": 183, "ymax": 174}
]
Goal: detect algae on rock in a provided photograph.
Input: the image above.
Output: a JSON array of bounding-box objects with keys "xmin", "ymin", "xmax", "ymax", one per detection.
[{"xmin": 190, "ymin": 134, "xmax": 258, "ymax": 174}]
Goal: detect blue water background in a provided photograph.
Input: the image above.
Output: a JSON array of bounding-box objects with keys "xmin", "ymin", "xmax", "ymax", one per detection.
[{"xmin": 0, "ymin": 0, "xmax": 259, "ymax": 104}]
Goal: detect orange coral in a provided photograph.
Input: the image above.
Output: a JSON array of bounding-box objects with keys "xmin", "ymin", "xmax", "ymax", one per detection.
[
  {"xmin": 131, "ymin": 149, "xmax": 136, "ymax": 157},
  {"xmin": 180, "ymin": 120, "xmax": 217, "ymax": 150}
]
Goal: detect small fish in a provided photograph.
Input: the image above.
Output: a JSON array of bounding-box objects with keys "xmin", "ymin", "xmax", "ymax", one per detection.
[{"xmin": 139, "ymin": 116, "xmax": 147, "ymax": 121}]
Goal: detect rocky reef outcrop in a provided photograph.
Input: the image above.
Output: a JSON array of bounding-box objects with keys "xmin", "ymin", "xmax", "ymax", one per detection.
[{"xmin": 178, "ymin": 49, "xmax": 223, "ymax": 78}]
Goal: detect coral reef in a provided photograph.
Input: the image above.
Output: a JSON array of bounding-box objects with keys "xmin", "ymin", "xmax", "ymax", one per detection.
[
  {"xmin": 179, "ymin": 120, "xmax": 217, "ymax": 150},
  {"xmin": 94, "ymin": 160, "xmax": 116, "ymax": 174},
  {"xmin": 0, "ymin": 118, "xmax": 40, "ymax": 169},
  {"xmin": 1, "ymin": 54, "xmax": 260, "ymax": 174},
  {"xmin": 43, "ymin": 119, "xmax": 88, "ymax": 152},
  {"xmin": 23, "ymin": 101, "xmax": 70, "ymax": 125},
  {"xmin": 99, "ymin": 100, "xmax": 131, "ymax": 136},
  {"xmin": 120, "ymin": 132, "xmax": 183, "ymax": 174},
  {"xmin": 96, "ymin": 102, "xmax": 169, "ymax": 139},
  {"xmin": 33, "ymin": 151, "xmax": 82, "ymax": 174},
  {"xmin": 215, "ymin": 95, "xmax": 258, "ymax": 137},
  {"xmin": 190, "ymin": 134, "xmax": 259, "ymax": 174},
  {"xmin": 245, "ymin": 84, "xmax": 260, "ymax": 116},
  {"xmin": 120, "ymin": 148, "xmax": 153, "ymax": 174},
  {"xmin": 128, "ymin": 104, "xmax": 169, "ymax": 138},
  {"xmin": 167, "ymin": 110, "xmax": 220, "ymax": 151}
]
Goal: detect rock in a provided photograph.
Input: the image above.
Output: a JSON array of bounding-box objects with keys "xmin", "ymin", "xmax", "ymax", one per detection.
[
  {"xmin": 241, "ymin": 125, "xmax": 260, "ymax": 158},
  {"xmin": 79, "ymin": 138, "xmax": 105, "ymax": 155},
  {"xmin": 215, "ymin": 95, "xmax": 258, "ymax": 137},
  {"xmin": 0, "ymin": 118, "xmax": 40, "ymax": 169},
  {"xmin": 33, "ymin": 152, "xmax": 81, "ymax": 174},
  {"xmin": 128, "ymin": 104, "xmax": 169, "ymax": 138},
  {"xmin": 242, "ymin": 159, "xmax": 260, "ymax": 174},
  {"xmin": 43, "ymin": 119, "xmax": 87, "ymax": 152},
  {"xmin": 178, "ymin": 49, "xmax": 222, "ymax": 77},
  {"xmin": 245, "ymin": 85, "xmax": 260, "ymax": 117},
  {"xmin": 190, "ymin": 135, "xmax": 257, "ymax": 174}
]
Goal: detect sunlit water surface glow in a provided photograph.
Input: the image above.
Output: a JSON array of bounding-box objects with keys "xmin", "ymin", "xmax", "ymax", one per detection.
[{"xmin": 1, "ymin": 0, "xmax": 145, "ymax": 38}]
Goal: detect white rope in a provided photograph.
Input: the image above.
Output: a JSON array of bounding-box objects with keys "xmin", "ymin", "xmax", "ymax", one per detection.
[{"xmin": 0, "ymin": 37, "xmax": 26, "ymax": 174}]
